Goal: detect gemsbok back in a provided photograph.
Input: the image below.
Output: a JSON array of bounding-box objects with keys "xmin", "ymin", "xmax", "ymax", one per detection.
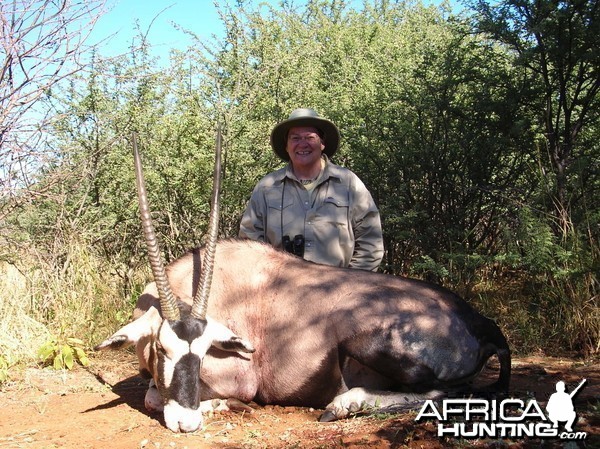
[{"xmin": 95, "ymin": 130, "xmax": 510, "ymax": 433}]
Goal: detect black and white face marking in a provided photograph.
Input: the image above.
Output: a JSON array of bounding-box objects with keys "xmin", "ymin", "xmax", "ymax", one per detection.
[
  {"xmin": 94, "ymin": 306, "xmax": 255, "ymax": 433},
  {"xmin": 142, "ymin": 314, "xmax": 255, "ymax": 432},
  {"xmin": 153, "ymin": 317, "xmax": 212, "ymax": 433}
]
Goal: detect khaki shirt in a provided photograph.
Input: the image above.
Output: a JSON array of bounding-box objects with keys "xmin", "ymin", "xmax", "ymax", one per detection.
[{"xmin": 239, "ymin": 157, "xmax": 384, "ymax": 271}]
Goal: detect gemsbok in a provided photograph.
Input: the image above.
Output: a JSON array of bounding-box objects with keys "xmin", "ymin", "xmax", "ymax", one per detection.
[{"xmin": 95, "ymin": 130, "xmax": 510, "ymax": 433}]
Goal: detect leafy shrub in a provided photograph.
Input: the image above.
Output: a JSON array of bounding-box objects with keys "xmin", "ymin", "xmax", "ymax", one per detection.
[{"xmin": 38, "ymin": 336, "xmax": 90, "ymax": 370}]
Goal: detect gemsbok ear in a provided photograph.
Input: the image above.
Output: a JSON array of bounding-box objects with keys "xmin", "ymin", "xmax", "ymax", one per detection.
[
  {"xmin": 94, "ymin": 307, "xmax": 162, "ymax": 351},
  {"xmin": 206, "ymin": 318, "xmax": 255, "ymax": 354}
]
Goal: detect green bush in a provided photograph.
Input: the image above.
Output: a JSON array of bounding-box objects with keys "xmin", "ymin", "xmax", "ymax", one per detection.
[{"xmin": 38, "ymin": 336, "xmax": 90, "ymax": 370}]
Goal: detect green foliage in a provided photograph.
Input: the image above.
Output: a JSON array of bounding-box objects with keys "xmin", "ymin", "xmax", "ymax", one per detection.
[
  {"xmin": 38, "ymin": 336, "xmax": 89, "ymax": 370},
  {"xmin": 411, "ymin": 255, "xmax": 450, "ymax": 283},
  {"xmin": 0, "ymin": 0, "xmax": 598, "ymax": 360},
  {"xmin": 514, "ymin": 208, "xmax": 559, "ymax": 274},
  {"xmin": 468, "ymin": 0, "xmax": 600, "ymax": 241}
]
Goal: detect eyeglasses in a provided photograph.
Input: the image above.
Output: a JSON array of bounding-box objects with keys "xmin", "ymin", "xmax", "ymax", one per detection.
[{"xmin": 288, "ymin": 133, "xmax": 321, "ymax": 144}]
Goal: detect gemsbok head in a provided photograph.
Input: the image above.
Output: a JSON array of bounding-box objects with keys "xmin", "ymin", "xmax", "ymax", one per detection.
[{"xmin": 95, "ymin": 130, "xmax": 255, "ymax": 432}]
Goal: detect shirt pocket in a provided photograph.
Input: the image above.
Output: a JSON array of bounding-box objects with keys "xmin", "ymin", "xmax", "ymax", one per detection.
[
  {"xmin": 321, "ymin": 196, "xmax": 349, "ymax": 224},
  {"xmin": 316, "ymin": 196, "xmax": 351, "ymax": 249}
]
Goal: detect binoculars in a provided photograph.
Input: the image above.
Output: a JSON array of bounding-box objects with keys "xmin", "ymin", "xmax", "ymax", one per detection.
[{"xmin": 282, "ymin": 234, "xmax": 305, "ymax": 257}]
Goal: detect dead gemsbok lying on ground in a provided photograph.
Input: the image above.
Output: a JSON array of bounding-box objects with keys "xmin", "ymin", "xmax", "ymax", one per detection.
[{"xmin": 95, "ymin": 130, "xmax": 511, "ymax": 433}]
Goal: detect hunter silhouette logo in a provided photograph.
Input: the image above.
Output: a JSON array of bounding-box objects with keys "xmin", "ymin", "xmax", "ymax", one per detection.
[
  {"xmin": 415, "ymin": 378, "xmax": 588, "ymax": 440},
  {"xmin": 546, "ymin": 379, "xmax": 586, "ymax": 432}
]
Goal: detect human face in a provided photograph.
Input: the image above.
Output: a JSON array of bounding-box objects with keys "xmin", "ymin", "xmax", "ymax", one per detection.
[{"xmin": 286, "ymin": 126, "xmax": 325, "ymax": 171}]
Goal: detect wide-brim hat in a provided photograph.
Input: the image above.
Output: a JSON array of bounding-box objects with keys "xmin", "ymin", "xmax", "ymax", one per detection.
[{"xmin": 270, "ymin": 108, "xmax": 340, "ymax": 161}]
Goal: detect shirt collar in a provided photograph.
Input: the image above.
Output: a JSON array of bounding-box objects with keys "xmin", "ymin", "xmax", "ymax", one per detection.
[{"xmin": 280, "ymin": 155, "xmax": 341, "ymax": 184}]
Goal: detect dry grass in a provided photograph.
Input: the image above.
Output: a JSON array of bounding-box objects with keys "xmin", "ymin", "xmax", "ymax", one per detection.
[
  {"xmin": 0, "ymin": 262, "xmax": 50, "ymax": 365},
  {"xmin": 0, "ymin": 241, "xmax": 137, "ymax": 369},
  {"xmin": 471, "ymin": 272, "xmax": 599, "ymax": 356}
]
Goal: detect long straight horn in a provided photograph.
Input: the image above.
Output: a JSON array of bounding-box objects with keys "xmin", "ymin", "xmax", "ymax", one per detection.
[
  {"xmin": 132, "ymin": 133, "xmax": 180, "ymax": 321},
  {"xmin": 191, "ymin": 126, "xmax": 222, "ymax": 320}
]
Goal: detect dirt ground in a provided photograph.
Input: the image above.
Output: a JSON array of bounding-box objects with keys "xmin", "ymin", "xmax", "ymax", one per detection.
[{"xmin": 0, "ymin": 352, "xmax": 598, "ymax": 449}]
